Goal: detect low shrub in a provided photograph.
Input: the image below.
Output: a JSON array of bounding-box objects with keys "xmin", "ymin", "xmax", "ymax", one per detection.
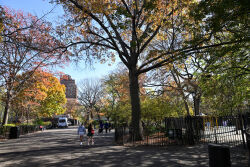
[
  {"xmin": 33, "ymin": 119, "xmax": 52, "ymax": 127},
  {"xmin": 42, "ymin": 121, "xmax": 52, "ymax": 127},
  {"xmin": 3, "ymin": 124, "xmax": 16, "ymax": 127},
  {"xmin": 143, "ymin": 125, "xmax": 165, "ymax": 136},
  {"xmin": 33, "ymin": 119, "xmax": 43, "ymax": 125},
  {"xmin": 19, "ymin": 123, "xmax": 34, "ymax": 126}
]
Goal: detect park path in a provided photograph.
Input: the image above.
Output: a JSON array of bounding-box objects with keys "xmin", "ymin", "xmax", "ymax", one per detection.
[{"xmin": 0, "ymin": 126, "xmax": 247, "ymax": 167}]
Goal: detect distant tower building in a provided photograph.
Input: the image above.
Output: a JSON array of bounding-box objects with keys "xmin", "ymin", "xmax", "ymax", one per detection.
[
  {"xmin": 60, "ymin": 75, "xmax": 78, "ymax": 118},
  {"xmin": 60, "ymin": 74, "xmax": 77, "ymax": 98}
]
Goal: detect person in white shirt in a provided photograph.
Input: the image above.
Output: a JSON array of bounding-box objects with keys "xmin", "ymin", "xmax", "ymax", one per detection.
[{"xmin": 77, "ymin": 123, "xmax": 86, "ymax": 146}]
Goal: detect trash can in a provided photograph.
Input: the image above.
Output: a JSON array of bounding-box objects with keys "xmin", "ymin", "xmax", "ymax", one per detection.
[
  {"xmin": 208, "ymin": 143, "xmax": 231, "ymax": 167},
  {"xmin": 9, "ymin": 126, "xmax": 20, "ymax": 139}
]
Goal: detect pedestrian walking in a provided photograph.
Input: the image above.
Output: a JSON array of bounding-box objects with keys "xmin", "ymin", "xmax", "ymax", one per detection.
[
  {"xmin": 77, "ymin": 123, "xmax": 86, "ymax": 146},
  {"xmin": 104, "ymin": 122, "xmax": 109, "ymax": 133},
  {"xmin": 87, "ymin": 123, "xmax": 94, "ymax": 145},
  {"xmin": 99, "ymin": 121, "xmax": 104, "ymax": 133},
  {"xmin": 108, "ymin": 122, "xmax": 112, "ymax": 132}
]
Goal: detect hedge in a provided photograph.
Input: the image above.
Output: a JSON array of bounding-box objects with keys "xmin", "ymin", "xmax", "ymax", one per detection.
[{"xmin": 0, "ymin": 124, "xmax": 40, "ymax": 139}]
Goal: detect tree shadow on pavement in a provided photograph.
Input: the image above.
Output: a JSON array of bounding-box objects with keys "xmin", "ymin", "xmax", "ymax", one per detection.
[{"xmin": 0, "ymin": 128, "xmax": 247, "ymax": 167}]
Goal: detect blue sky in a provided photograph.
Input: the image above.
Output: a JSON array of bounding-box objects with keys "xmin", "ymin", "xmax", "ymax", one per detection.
[{"xmin": 1, "ymin": 0, "xmax": 118, "ymax": 84}]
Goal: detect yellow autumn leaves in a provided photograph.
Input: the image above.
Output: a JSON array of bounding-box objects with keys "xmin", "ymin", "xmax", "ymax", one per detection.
[{"xmin": 12, "ymin": 71, "xmax": 67, "ymax": 118}]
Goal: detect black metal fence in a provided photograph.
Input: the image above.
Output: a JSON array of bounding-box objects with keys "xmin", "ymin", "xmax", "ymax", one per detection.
[
  {"xmin": 115, "ymin": 114, "xmax": 249, "ymax": 148},
  {"xmin": 0, "ymin": 125, "xmax": 40, "ymax": 139},
  {"xmin": 165, "ymin": 115, "xmax": 247, "ymax": 147}
]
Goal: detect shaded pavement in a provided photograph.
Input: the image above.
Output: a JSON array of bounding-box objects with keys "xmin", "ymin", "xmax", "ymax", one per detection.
[{"xmin": 0, "ymin": 126, "xmax": 248, "ymax": 167}]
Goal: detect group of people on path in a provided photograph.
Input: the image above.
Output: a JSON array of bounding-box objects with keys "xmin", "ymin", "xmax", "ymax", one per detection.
[
  {"xmin": 77, "ymin": 123, "xmax": 94, "ymax": 146},
  {"xmin": 77, "ymin": 121, "xmax": 112, "ymax": 146},
  {"xmin": 99, "ymin": 121, "xmax": 112, "ymax": 133}
]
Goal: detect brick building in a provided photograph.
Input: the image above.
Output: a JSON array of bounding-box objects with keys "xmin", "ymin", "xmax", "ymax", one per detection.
[
  {"xmin": 60, "ymin": 74, "xmax": 78, "ymax": 118},
  {"xmin": 60, "ymin": 74, "xmax": 77, "ymax": 99}
]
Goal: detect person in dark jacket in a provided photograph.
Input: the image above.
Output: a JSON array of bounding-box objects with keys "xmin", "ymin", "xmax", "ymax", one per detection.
[
  {"xmin": 108, "ymin": 122, "xmax": 112, "ymax": 132},
  {"xmin": 104, "ymin": 122, "xmax": 109, "ymax": 133},
  {"xmin": 87, "ymin": 123, "xmax": 94, "ymax": 145},
  {"xmin": 99, "ymin": 121, "xmax": 104, "ymax": 133}
]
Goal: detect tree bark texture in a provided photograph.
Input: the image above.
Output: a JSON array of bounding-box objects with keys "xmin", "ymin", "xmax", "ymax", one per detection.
[
  {"xmin": 193, "ymin": 89, "xmax": 201, "ymax": 116},
  {"xmin": 129, "ymin": 68, "xmax": 143, "ymax": 141},
  {"xmin": 2, "ymin": 91, "xmax": 11, "ymax": 125},
  {"xmin": 193, "ymin": 95, "xmax": 201, "ymax": 116}
]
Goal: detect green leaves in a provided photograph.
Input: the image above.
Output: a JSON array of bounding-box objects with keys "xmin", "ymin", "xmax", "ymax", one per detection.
[
  {"xmin": 191, "ymin": 0, "xmax": 249, "ymax": 41},
  {"xmin": 115, "ymin": 6, "xmax": 131, "ymax": 17},
  {"xmin": 144, "ymin": 0, "xmax": 157, "ymax": 11},
  {"xmin": 198, "ymin": 47, "xmax": 249, "ymax": 115}
]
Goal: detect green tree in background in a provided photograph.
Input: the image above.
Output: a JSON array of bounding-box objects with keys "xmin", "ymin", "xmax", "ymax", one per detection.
[
  {"xmin": 39, "ymin": 72, "xmax": 67, "ymax": 117},
  {"xmin": 190, "ymin": 0, "xmax": 249, "ymax": 115}
]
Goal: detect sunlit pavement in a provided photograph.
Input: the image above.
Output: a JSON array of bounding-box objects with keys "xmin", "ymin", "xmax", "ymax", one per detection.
[{"xmin": 0, "ymin": 126, "xmax": 247, "ymax": 167}]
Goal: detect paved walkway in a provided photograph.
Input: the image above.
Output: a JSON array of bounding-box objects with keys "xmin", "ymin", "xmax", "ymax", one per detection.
[{"xmin": 0, "ymin": 126, "xmax": 248, "ymax": 167}]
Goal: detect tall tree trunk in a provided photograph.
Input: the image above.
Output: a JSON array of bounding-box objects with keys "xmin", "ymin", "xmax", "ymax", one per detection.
[
  {"xmin": 193, "ymin": 94, "xmax": 201, "ymax": 116},
  {"xmin": 96, "ymin": 109, "xmax": 101, "ymax": 122},
  {"xmin": 171, "ymin": 70, "xmax": 190, "ymax": 115},
  {"xmin": 2, "ymin": 90, "xmax": 11, "ymax": 125},
  {"xmin": 129, "ymin": 67, "xmax": 143, "ymax": 141},
  {"xmin": 184, "ymin": 98, "xmax": 190, "ymax": 116},
  {"xmin": 193, "ymin": 88, "xmax": 201, "ymax": 116}
]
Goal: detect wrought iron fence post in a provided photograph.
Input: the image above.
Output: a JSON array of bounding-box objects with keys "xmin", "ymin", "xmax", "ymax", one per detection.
[
  {"xmin": 244, "ymin": 112, "xmax": 250, "ymax": 166},
  {"xmin": 239, "ymin": 114, "xmax": 246, "ymax": 148},
  {"xmin": 214, "ymin": 126, "xmax": 217, "ymax": 144}
]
